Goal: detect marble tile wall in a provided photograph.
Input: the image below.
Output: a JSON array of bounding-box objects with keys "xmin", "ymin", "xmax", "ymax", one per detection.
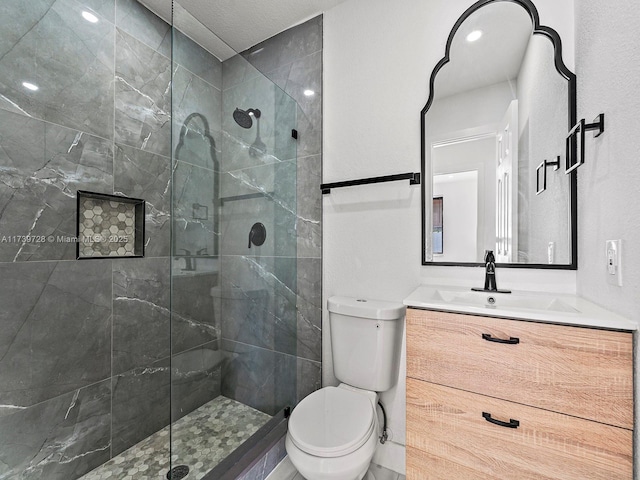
[
  {"xmin": 238, "ymin": 16, "xmax": 324, "ymax": 405},
  {"xmin": 0, "ymin": 0, "xmax": 222, "ymax": 478},
  {"xmin": 221, "ymin": 19, "xmax": 323, "ymax": 480},
  {"xmin": 0, "ymin": 2, "xmax": 320, "ymax": 479},
  {"xmin": 216, "ymin": 17, "xmax": 323, "ymax": 418}
]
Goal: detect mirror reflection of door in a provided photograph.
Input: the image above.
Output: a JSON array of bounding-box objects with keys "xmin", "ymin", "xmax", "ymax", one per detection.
[
  {"xmin": 432, "ymin": 135, "xmax": 494, "ymax": 262},
  {"xmin": 496, "ymin": 100, "xmax": 518, "ymax": 262}
]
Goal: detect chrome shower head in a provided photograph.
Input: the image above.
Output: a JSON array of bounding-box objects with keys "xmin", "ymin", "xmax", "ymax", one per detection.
[{"xmin": 233, "ymin": 108, "xmax": 261, "ymax": 129}]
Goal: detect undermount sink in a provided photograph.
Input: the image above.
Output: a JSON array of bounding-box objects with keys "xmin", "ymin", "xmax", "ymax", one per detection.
[
  {"xmin": 404, "ymin": 285, "xmax": 637, "ymax": 330},
  {"xmin": 428, "ymin": 288, "xmax": 580, "ymax": 313}
]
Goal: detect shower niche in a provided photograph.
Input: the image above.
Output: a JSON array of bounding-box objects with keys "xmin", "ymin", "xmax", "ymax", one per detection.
[{"xmin": 76, "ymin": 191, "xmax": 145, "ymax": 259}]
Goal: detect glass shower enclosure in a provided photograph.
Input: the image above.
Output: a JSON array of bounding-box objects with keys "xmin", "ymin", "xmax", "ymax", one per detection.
[
  {"xmin": 0, "ymin": 0, "xmax": 298, "ymax": 478},
  {"xmin": 169, "ymin": 0, "xmax": 299, "ymax": 478}
]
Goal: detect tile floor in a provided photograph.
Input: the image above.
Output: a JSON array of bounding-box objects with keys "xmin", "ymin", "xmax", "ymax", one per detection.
[
  {"xmin": 266, "ymin": 457, "xmax": 406, "ymax": 480},
  {"xmin": 81, "ymin": 396, "xmax": 271, "ymax": 480}
]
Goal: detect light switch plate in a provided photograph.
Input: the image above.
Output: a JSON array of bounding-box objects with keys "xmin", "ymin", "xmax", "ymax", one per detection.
[{"xmin": 605, "ymin": 239, "xmax": 622, "ymax": 286}]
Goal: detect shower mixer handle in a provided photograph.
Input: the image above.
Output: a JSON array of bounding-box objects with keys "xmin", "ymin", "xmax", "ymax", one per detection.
[{"xmin": 248, "ymin": 222, "xmax": 266, "ymax": 248}]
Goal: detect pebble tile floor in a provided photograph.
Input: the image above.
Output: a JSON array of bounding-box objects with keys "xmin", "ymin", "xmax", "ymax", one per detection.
[
  {"xmin": 266, "ymin": 457, "xmax": 407, "ymax": 480},
  {"xmin": 81, "ymin": 396, "xmax": 271, "ymax": 480}
]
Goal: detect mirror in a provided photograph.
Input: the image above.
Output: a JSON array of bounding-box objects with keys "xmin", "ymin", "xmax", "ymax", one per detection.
[
  {"xmin": 173, "ymin": 113, "xmax": 219, "ymax": 257},
  {"xmin": 421, "ymin": 0, "xmax": 576, "ymax": 268}
]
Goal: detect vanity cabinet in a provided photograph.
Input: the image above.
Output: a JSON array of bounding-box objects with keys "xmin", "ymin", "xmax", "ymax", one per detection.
[{"xmin": 406, "ymin": 308, "xmax": 634, "ymax": 480}]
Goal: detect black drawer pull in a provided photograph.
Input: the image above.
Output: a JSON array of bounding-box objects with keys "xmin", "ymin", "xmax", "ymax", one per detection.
[
  {"xmin": 482, "ymin": 333, "xmax": 519, "ymax": 344},
  {"xmin": 482, "ymin": 412, "xmax": 520, "ymax": 429}
]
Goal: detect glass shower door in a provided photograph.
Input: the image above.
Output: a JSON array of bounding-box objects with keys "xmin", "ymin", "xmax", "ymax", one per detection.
[{"xmin": 169, "ymin": 2, "xmax": 298, "ymax": 477}]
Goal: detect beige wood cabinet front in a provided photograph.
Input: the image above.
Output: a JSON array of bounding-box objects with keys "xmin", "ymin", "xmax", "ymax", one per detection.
[{"xmin": 406, "ymin": 308, "xmax": 634, "ymax": 480}]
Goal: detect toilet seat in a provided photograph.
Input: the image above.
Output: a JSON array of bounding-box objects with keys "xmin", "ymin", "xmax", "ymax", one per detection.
[{"xmin": 288, "ymin": 386, "xmax": 375, "ymax": 458}]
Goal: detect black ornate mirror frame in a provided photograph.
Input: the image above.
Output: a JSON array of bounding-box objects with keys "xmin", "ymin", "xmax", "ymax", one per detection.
[{"xmin": 421, "ymin": 0, "xmax": 577, "ymax": 269}]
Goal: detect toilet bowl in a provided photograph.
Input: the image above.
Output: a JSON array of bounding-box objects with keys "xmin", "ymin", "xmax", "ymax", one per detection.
[{"xmin": 286, "ymin": 384, "xmax": 379, "ymax": 480}]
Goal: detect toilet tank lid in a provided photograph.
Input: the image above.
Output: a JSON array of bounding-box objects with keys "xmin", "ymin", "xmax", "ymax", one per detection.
[{"xmin": 327, "ymin": 296, "xmax": 406, "ymax": 320}]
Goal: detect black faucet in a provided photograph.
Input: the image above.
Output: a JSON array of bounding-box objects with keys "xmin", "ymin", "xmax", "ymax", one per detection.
[
  {"xmin": 472, "ymin": 250, "xmax": 511, "ymax": 293},
  {"xmin": 179, "ymin": 249, "xmax": 194, "ymax": 271}
]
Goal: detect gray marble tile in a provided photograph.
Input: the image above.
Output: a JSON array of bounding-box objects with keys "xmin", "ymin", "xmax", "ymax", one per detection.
[
  {"xmin": 172, "ymin": 65, "xmax": 222, "ymax": 170},
  {"xmin": 112, "ymin": 257, "xmax": 170, "ymax": 374},
  {"xmin": 76, "ymin": 0, "xmax": 116, "ymax": 23},
  {"xmin": 296, "ymin": 155, "xmax": 322, "ymax": 259},
  {"xmin": 221, "ymin": 75, "xmax": 297, "ymax": 172},
  {"xmin": 0, "ymin": 260, "xmax": 112, "ymax": 410},
  {"xmin": 222, "ymin": 53, "xmax": 264, "ymax": 92},
  {"xmin": 221, "ymin": 340, "xmax": 296, "ymax": 416},
  {"xmin": 0, "ymin": 0, "xmax": 55, "ymax": 61},
  {"xmin": 111, "ymin": 358, "xmax": 171, "ymax": 456},
  {"xmin": 171, "ymin": 271, "xmax": 219, "ymax": 354},
  {"xmin": 113, "ymin": 143, "xmax": 171, "ymax": 257},
  {"xmin": 219, "ymin": 256, "xmax": 297, "ymax": 356},
  {"xmin": 241, "ymin": 455, "xmax": 268, "ymax": 480},
  {"xmin": 0, "ymin": 0, "xmax": 115, "ymax": 139},
  {"xmin": 269, "ymin": 51, "xmax": 322, "ymax": 112},
  {"xmin": 0, "ymin": 379, "xmax": 111, "ymax": 480},
  {"xmin": 281, "ymin": 52, "xmax": 322, "ymax": 158},
  {"xmin": 263, "ymin": 50, "xmax": 322, "ymax": 160},
  {"xmin": 171, "ymin": 342, "xmax": 222, "ymax": 421},
  {"xmin": 115, "ymin": 28, "xmax": 171, "ymax": 157},
  {"xmin": 0, "ymin": 111, "xmax": 114, "ymax": 262},
  {"xmin": 173, "ymin": 29, "xmax": 222, "ymax": 88},
  {"xmin": 115, "ymin": 0, "xmax": 170, "ymax": 57},
  {"xmin": 220, "ymin": 284, "xmax": 272, "ymax": 350},
  {"xmin": 240, "ymin": 438, "xmax": 286, "ymax": 480},
  {"xmin": 220, "ymin": 161, "xmax": 297, "ymax": 258},
  {"xmin": 296, "ymin": 358, "xmax": 321, "ymax": 405},
  {"xmin": 174, "ymin": 112, "xmax": 221, "ymax": 172},
  {"xmin": 263, "ymin": 436, "xmax": 287, "ymax": 478},
  {"xmin": 241, "ymin": 16, "xmax": 322, "ymax": 75},
  {"xmin": 296, "ymin": 258, "xmax": 321, "ymax": 362},
  {"xmin": 173, "ymin": 160, "xmax": 217, "ymax": 256}
]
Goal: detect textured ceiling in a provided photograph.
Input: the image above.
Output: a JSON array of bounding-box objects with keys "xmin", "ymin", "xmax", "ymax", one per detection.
[{"xmin": 140, "ymin": 0, "xmax": 348, "ymax": 59}]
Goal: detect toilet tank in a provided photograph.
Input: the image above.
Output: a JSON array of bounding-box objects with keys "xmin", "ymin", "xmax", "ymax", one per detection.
[{"xmin": 328, "ymin": 296, "xmax": 405, "ymax": 392}]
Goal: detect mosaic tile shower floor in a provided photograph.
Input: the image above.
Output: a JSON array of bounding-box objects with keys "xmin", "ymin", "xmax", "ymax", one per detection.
[{"xmin": 81, "ymin": 396, "xmax": 271, "ymax": 480}]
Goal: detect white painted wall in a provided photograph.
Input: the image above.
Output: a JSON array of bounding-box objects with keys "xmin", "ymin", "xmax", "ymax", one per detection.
[
  {"xmin": 323, "ymin": 0, "xmax": 575, "ymax": 473},
  {"xmin": 573, "ymin": 2, "xmax": 640, "ymax": 475},
  {"xmin": 516, "ymin": 34, "xmax": 572, "ymax": 264}
]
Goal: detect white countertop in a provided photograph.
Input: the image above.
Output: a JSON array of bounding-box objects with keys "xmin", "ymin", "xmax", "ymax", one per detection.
[{"xmin": 404, "ymin": 285, "xmax": 637, "ymax": 331}]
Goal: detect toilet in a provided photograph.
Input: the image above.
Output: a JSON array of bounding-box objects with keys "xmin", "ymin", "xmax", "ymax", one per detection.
[{"xmin": 286, "ymin": 296, "xmax": 406, "ymax": 480}]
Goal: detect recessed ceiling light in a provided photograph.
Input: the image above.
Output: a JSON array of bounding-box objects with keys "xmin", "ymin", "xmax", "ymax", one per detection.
[
  {"xmin": 22, "ymin": 82, "xmax": 39, "ymax": 91},
  {"xmin": 82, "ymin": 11, "xmax": 99, "ymax": 23},
  {"xmin": 303, "ymin": 89, "xmax": 315, "ymax": 96},
  {"xmin": 466, "ymin": 30, "xmax": 483, "ymax": 42}
]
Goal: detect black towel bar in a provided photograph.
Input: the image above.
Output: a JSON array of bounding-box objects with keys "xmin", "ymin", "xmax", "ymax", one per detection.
[{"xmin": 320, "ymin": 172, "xmax": 420, "ymax": 194}]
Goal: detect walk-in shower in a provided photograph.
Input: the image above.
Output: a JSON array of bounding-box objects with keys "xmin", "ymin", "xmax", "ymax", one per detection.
[{"xmin": 0, "ymin": 0, "xmax": 299, "ymax": 478}]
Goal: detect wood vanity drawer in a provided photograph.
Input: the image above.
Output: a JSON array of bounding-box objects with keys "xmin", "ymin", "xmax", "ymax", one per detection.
[
  {"xmin": 406, "ymin": 378, "xmax": 633, "ymax": 480},
  {"xmin": 406, "ymin": 308, "xmax": 633, "ymax": 428}
]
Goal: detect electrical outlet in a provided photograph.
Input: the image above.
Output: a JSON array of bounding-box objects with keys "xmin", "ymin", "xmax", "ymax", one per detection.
[{"xmin": 605, "ymin": 239, "xmax": 622, "ymax": 286}]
